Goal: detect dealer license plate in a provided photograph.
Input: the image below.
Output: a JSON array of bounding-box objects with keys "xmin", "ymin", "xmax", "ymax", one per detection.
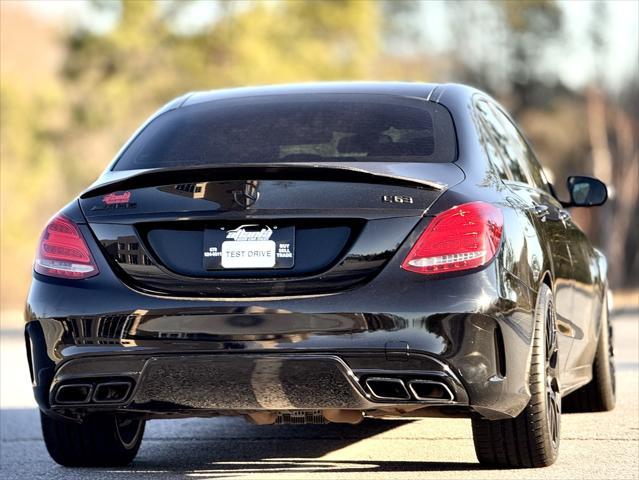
[{"xmin": 203, "ymin": 225, "xmax": 295, "ymax": 270}]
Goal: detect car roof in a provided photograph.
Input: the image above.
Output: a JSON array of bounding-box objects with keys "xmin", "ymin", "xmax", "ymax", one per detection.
[{"xmin": 179, "ymin": 82, "xmax": 476, "ymax": 108}]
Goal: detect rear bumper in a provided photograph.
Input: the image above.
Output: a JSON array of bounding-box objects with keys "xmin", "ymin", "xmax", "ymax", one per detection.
[
  {"xmin": 46, "ymin": 352, "xmax": 469, "ymax": 412},
  {"xmin": 25, "ymin": 263, "xmax": 537, "ymax": 420}
]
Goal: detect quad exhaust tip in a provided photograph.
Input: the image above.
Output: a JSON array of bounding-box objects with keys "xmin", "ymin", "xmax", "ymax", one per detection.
[
  {"xmin": 54, "ymin": 384, "xmax": 93, "ymax": 404},
  {"xmin": 408, "ymin": 379, "xmax": 454, "ymax": 401},
  {"xmin": 53, "ymin": 380, "xmax": 133, "ymax": 405},
  {"xmin": 93, "ymin": 382, "xmax": 132, "ymax": 403},
  {"xmin": 365, "ymin": 377, "xmax": 411, "ymax": 400},
  {"xmin": 364, "ymin": 377, "xmax": 455, "ymax": 402}
]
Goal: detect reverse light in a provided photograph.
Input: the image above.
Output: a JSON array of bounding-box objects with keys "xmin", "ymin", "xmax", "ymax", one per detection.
[
  {"xmin": 34, "ymin": 215, "xmax": 99, "ymax": 279},
  {"xmin": 401, "ymin": 201, "xmax": 503, "ymax": 275}
]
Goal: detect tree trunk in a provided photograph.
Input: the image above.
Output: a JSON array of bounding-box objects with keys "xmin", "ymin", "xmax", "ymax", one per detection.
[{"xmin": 586, "ymin": 86, "xmax": 639, "ymax": 289}]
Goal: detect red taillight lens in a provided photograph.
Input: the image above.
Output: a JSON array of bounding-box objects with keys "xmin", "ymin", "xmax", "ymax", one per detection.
[
  {"xmin": 34, "ymin": 215, "xmax": 99, "ymax": 279},
  {"xmin": 401, "ymin": 201, "xmax": 503, "ymax": 275}
]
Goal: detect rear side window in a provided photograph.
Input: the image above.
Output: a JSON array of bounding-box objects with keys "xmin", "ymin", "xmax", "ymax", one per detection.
[
  {"xmin": 477, "ymin": 98, "xmax": 550, "ymax": 193},
  {"xmin": 113, "ymin": 94, "xmax": 457, "ymax": 170},
  {"xmin": 490, "ymin": 106, "xmax": 550, "ymax": 192},
  {"xmin": 476, "ymin": 100, "xmax": 529, "ymax": 183},
  {"xmin": 475, "ymin": 101, "xmax": 511, "ymax": 181}
]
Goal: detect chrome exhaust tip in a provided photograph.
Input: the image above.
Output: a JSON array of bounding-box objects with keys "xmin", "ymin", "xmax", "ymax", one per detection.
[
  {"xmin": 93, "ymin": 381, "xmax": 132, "ymax": 403},
  {"xmin": 408, "ymin": 380, "xmax": 454, "ymax": 401},
  {"xmin": 54, "ymin": 384, "xmax": 93, "ymax": 404},
  {"xmin": 365, "ymin": 377, "xmax": 410, "ymax": 400}
]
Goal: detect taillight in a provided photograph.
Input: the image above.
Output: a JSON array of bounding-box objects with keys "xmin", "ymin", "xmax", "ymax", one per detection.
[
  {"xmin": 401, "ymin": 201, "xmax": 503, "ymax": 275},
  {"xmin": 34, "ymin": 215, "xmax": 99, "ymax": 279}
]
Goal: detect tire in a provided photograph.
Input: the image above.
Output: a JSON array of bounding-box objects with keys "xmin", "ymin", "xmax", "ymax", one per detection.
[
  {"xmin": 41, "ymin": 411, "xmax": 145, "ymax": 467},
  {"xmin": 562, "ymin": 295, "xmax": 615, "ymax": 412},
  {"xmin": 471, "ymin": 284, "xmax": 561, "ymax": 468}
]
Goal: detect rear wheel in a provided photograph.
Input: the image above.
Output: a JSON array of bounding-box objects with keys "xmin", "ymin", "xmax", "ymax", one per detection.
[
  {"xmin": 471, "ymin": 284, "xmax": 560, "ymax": 468},
  {"xmin": 562, "ymin": 294, "xmax": 615, "ymax": 412},
  {"xmin": 41, "ymin": 411, "xmax": 145, "ymax": 467}
]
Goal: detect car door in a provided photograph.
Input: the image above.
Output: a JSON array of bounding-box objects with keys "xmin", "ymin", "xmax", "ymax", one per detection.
[
  {"xmin": 559, "ymin": 213, "xmax": 600, "ymax": 379},
  {"xmin": 475, "ymin": 99, "xmax": 575, "ymax": 372}
]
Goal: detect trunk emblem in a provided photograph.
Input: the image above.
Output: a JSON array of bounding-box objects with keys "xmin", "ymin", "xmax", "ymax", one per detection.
[
  {"xmin": 92, "ymin": 191, "xmax": 136, "ymax": 210},
  {"xmin": 103, "ymin": 191, "xmax": 132, "ymax": 205},
  {"xmin": 232, "ymin": 182, "xmax": 260, "ymax": 207},
  {"xmin": 382, "ymin": 195, "xmax": 414, "ymax": 204}
]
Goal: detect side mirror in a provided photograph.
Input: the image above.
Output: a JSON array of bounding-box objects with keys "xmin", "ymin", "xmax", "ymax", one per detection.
[{"xmin": 565, "ymin": 176, "xmax": 608, "ymax": 207}]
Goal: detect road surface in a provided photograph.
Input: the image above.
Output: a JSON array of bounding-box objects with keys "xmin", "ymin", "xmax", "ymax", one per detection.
[{"xmin": 1, "ymin": 310, "xmax": 637, "ymax": 479}]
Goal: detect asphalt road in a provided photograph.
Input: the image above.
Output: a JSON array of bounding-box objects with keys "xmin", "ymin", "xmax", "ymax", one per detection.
[{"xmin": 1, "ymin": 311, "xmax": 638, "ymax": 480}]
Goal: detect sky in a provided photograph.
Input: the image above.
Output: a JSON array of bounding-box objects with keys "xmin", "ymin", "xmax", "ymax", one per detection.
[{"xmin": 21, "ymin": 0, "xmax": 639, "ymax": 92}]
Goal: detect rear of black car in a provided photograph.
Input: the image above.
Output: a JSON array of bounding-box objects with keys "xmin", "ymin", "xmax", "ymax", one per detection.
[{"xmin": 25, "ymin": 87, "xmax": 533, "ymax": 467}]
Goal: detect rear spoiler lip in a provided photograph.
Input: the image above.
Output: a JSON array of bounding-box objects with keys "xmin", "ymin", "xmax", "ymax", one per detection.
[{"xmin": 80, "ymin": 162, "xmax": 454, "ymax": 199}]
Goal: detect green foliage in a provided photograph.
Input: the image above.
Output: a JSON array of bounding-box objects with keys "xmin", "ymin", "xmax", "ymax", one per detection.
[
  {"xmin": 1, "ymin": 82, "xmax": 70, "ymax": 306},
  {"xmin": 500, "ymin": 0, "xmax": 561, "ymax": 33}
]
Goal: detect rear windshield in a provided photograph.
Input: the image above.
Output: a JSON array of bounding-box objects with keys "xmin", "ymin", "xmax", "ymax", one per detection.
[{"xmin": 113, "ymin": 94, "xmax": 457, "ymax": 170}]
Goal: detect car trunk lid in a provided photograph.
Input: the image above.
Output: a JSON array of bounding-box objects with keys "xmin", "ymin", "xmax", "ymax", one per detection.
[{"xmin": 79, "ymin": 163, "xmax": 464, "ymax": 297}]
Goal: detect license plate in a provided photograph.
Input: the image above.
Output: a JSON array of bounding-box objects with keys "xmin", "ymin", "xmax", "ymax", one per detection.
[
  {"xmin": 203, "ymin": 225, "xmax": 295, "ymax": 270},
  {"xmin": 221, "ymin": 240, "xmax": 275, "ymax": 268}
]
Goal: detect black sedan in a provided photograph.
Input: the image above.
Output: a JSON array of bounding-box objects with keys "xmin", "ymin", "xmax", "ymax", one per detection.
[{"xmin": 25, "ymin": 82, "xmax": 615, "ymax": 469}]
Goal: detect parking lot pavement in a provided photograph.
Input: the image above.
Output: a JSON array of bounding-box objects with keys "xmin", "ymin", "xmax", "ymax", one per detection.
[{"xmin": 1, "ymin": 311, "xmax": 637, "ymax": 480}]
